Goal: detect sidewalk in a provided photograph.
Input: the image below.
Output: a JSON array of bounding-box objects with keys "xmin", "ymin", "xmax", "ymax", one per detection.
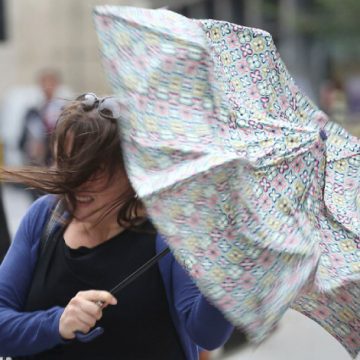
[{"xmin": 220, "ymin": 310, "xmax": 352, "ymax": 360}]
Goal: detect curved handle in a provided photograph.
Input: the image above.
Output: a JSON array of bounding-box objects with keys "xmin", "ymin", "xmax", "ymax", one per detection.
[
  {"xmin": 73, "ymin": 248, "xmax": 170, "ymax": 344},
  {"xmin": 75, "ymin": 326, "xmax": 104, "ymax": 343}
]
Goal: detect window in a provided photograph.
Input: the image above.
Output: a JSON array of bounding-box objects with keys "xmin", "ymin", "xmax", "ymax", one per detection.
[{"xmin": 0, "ymin": 0, "xmax": 6, "ymax": 41}]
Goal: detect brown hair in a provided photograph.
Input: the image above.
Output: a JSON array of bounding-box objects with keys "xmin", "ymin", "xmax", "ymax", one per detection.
[{"xmin": 1, "ymin": 100, "xmax": 143, "ymax": 227}]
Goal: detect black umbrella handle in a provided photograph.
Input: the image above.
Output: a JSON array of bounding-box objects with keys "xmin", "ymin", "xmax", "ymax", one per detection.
[{"xmin": 75, "ymin": 247, "xmax": 170, "ymax": 343}]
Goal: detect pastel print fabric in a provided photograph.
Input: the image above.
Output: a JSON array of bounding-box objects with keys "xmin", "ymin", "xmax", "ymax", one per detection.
[{"xmin": 93, "ymin": 6, "xmax": 360, "ymax": 357}]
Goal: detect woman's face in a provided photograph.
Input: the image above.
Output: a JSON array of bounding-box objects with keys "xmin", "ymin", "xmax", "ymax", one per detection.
[
  {"xmin": 59, "ymin": 130, "xmax": 133, "ymax": 224},
  {"xmin": 70, "ymin": 167, "xmax": 132, "ymax": 222}
]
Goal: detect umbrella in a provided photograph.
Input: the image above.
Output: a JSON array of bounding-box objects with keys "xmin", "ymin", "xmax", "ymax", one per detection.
[{"xmin": 93, "ymin": 6, "xmax": 360, "ymax": 358}]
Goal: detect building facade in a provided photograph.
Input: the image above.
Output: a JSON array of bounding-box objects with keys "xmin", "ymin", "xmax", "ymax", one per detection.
[{"xmin": 0, "ymin": 0, "xmax": 325, "ymax": 99}]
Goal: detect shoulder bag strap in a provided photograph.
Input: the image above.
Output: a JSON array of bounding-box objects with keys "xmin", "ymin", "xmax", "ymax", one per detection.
[{"xmin": 40, "ymin": 198, "xmax": 66, "ymax": 256}]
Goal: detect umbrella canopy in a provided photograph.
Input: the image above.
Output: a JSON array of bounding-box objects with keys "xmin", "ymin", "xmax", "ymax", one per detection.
[{"xmin": 93, "ymin": 6, "xmax": 360, "ymax": 357}]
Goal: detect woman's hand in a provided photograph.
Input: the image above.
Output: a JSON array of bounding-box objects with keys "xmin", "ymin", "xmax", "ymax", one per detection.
[{"xmin": 59, "ymin": 290, "xmax": 117, "ymax": 340}]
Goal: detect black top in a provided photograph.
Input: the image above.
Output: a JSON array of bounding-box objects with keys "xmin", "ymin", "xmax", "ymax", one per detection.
[{"xmin": 19, "ymin": 225, "xmax": 185, "ymax": 360}]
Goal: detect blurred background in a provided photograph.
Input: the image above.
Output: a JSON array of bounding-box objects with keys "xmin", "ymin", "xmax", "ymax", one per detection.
[
  {"xmin": 0, "ymin": 0, "xmax": 359, "ymax": 359},
  {"xmin": 1, "ymin": 0, "xmax": 360, "ymax": 167}
]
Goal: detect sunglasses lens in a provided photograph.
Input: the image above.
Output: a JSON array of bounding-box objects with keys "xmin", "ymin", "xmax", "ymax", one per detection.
[
  {"xmin": 99, "ymin": 98, "xmax": 121, "ymax": 119},
  {"xmin": 99, "ymin": 107, "xmax": 113, "ymax": 118},
  {"xmin": 76, "ymin": 93, "xmax": 98, "ymax": 109}
]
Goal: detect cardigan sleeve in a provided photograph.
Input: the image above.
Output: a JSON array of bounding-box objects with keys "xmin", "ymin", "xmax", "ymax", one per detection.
[
  {"xmin": 172, "ymin": 258, "xmax": 234, "ymax": 351},
  {"xmin": 0, "ymin": 196, "xmax": 65, "ymax": 356}
]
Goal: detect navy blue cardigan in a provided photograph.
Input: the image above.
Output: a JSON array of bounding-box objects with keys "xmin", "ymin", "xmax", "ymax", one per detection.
[{"xmin": 0, "ymin": 195, "xmax": 233, "ymax": 359}]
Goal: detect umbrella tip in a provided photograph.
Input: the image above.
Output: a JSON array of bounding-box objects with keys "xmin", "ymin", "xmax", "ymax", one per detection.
[{"xmin": 319, "ymin": 130, "xmax": 328, "ymax": 141}]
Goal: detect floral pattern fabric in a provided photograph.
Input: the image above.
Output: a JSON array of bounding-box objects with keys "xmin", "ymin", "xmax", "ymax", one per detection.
[{"xmin": 93, "ymin": 6, "xmax": 360, "ymax": 358}]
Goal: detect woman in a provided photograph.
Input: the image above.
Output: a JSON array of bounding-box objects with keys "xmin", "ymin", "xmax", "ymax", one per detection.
[{"xmin": 0, "ymin": 93, "xmax": 234, "ymax": 359}]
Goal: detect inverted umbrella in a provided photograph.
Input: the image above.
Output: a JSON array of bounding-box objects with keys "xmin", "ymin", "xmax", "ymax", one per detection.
[{"xmin": 93, "ymin": 6, "xmax": 360, "ymax": 357}]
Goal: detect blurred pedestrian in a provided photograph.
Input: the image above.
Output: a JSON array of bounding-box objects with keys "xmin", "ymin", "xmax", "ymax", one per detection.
[
  {"xmin": 346, "ymin": 75, "xmax": 360, "ymax": 115},
  {"xmin": 0, "ymin": 186, "xmax": 10, "ymax": 263},
  {"xmin": 0, "ymin": 138, "xmax": 10, "ymax": 263},
  {"xmin": 0, "ymin": 93, "xmax": 234, "ymax": 359},
  {"xmin": 19, "ymin": 69, "xmax": 66, "ymax": 168},
  {"xmin": 320, "ymin": 77, "xmax": 348, "ymax": 125},
  {"xmin": 199, "ymin": 350, "xmax": 212, "ymax": 360},
  {"xmin": 19, "ymin": 69, "xmax": 67, "ymax": 200}
]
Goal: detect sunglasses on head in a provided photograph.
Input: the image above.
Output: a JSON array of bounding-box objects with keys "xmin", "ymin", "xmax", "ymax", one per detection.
[{"xmin": 76, "ymin": 93, "xmax": 121, "ymax": 120}]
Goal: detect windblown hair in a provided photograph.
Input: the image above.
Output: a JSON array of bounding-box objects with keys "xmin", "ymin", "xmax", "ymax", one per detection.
[{"xmin": 1, "ymin": 100, "xmax": 143, "ymax": 227}]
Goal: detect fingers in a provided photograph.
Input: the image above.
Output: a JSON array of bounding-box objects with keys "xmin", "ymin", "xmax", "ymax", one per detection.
[
  {"xmin": 76, "ymin": 312, "xmax": 98, "ymax": 333},
  {"xmin": 77, "ymin": 290, "xmax": 117, "ymax": 306},
  {"xmin": 77, "ymin": 298, "xmax": 103, "ymax": 320},
  {"xmin": 59, "ymin": 290, "xmax": 117, "ymax": 340},
  {"xmin": 75, "ymin": 317, "xmax": 94, "ymax": 335}
]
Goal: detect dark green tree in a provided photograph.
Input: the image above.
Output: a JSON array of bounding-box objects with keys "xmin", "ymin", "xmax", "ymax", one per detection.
[{"xmin": 300, "ymin": 0, "xmax": 360, "ymax": 52}]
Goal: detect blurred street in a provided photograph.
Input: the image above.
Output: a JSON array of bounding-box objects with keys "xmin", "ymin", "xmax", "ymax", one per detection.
[
  {"xmin": 2, "ymin": 185, "xmax": 32, "ymax": 238},
  {"xmin": 2, "ymin": 184, "xmax": 356, "ymax": 360},
  {"xmin": 221, "ymin": 309, "xmax": 355, "ymax": 360}
]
